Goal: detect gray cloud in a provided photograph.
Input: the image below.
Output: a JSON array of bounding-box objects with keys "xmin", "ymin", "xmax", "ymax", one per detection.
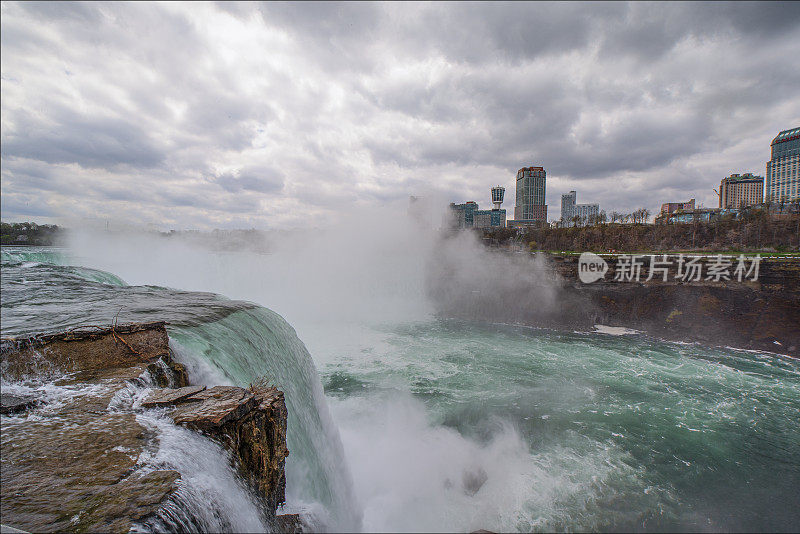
[
  {"xmin": 215, "ymin": 166, "xmax": 285, "ymax": 194},
  {"xmin": 1, "ymin": 1, "xmax": 799, "ymax": 228},
  {"xmin": 3, "ymin": 108, "xmax": 165, "ymax": 169}
]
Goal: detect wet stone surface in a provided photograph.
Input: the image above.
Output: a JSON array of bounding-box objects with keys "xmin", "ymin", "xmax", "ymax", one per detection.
[
  {"xmin": 0, "ymin": 323, "xmax": 187, "ymax": 533},
  {"xmin": 138, "ymin": 383, "xmax": 290, "ymax": 513},
  {"xmin": 1, "ymin": 323, "xmax": 291, "ymax": 532},
  {"xmin": 171, "ymin": 386, "xmax": 257, "ymax": 429},
  {"xmin": 0, "ymin": 393, "xmax": 41, "ymax": 415},
  {"xmin": 141, "ymin": 385, "xmax": 206, "ymax": 408}
]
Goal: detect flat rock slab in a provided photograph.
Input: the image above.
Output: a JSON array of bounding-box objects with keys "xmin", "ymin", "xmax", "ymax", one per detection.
[
  {"xmin": 171, "ymin": 386, "xmax": 257, "ymax": 430},
  {"xmin": 0, "ymin": 394, "xmax": 40, "ymax": 415},
  {"xmin": 142, "ymin": 385, "xmax": 206, "ymax": 408}
]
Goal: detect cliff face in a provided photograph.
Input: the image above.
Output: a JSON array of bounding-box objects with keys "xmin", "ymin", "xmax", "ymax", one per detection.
[
  {"xmin": 428, "ymin": 252, "xmax": 800, "ymax": 357},
  {"xmin": 0, "ymin": 322, "xmax": 291, "ymax": 533},
  {"xmin": 548, "ymin": 255, "xmax": 800, "ymax": 356}
]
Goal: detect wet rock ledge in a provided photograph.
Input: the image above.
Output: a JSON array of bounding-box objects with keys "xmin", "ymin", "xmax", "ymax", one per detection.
[
  {"xmin": 143, "ymin": 383, "xmax": 290, "ymax": 512},
  {"xmin": 0, "ymin": 322, "xmax": 294, "ymax": 533}
]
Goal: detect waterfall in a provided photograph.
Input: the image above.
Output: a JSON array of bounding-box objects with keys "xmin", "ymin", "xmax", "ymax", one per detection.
[{"xmin": 168, "ymin": 308, "xmax": 362, "ymax": 531}]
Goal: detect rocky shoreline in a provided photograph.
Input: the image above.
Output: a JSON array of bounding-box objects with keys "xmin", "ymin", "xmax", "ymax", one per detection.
[
  {"xmin": 548, "ymin": 255, "xmax": 800, "ymax": 357},
  {"xmin": 429, "ymin": 252, "xmax": 800, "ymax": 357},
  {"xmin": 0, "ymin": 322, "xmax": 298, "ymax": 533}
]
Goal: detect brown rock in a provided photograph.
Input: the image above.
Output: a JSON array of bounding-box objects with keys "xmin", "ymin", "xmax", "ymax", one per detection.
[
  {"xmin": 171, "ymin": 386, "xmax": 258, "ymax": 429},
  {"xmin": 274, "ymin": 513, "xmax": 304, "ymax": 533},
  {"xmin": 231, "ymin": 385, "xmax": 290, "ymax": 512},
  {"xmin": 1, "ymin": 322, "xmax": 172, "ymax": 380},
  {"xmin": 0, "ymin": 322, "xmax": 189, "ymax": 532},
  {"xmin": 1, "ymin": 323, "xmax": 291, "ymax": 529},
  {"xmin": 142, "ymin": 385, "xmax": 206, "ymax": 408},
  {"xmin": 155, "ymin": 383, "xmax": 290, "ymax": 512}
]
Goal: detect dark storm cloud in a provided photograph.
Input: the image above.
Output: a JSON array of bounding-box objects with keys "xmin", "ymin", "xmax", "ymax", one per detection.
[
  {"xmin": 557, "ymin": 113, "xmax": 711, "ymax": 177},
  {"xmin": 257, "ymin": 2, "xmax": 621, "ymax": 66},
  {"xmin": 684, "ymin": 2, "xmax": 800, "ymax": 38},
  {"xmin": 396, "ymin": 2, "xmax": 621, "ymax": 64},
  {"xmin": 3, "ymin": 108, "xmax": 165, "ymax": 169},
  {"xmin": 1, "ymin": 2, "xmax": 799, "ymax": 227},
  {"xmin": 356, "ymin": 66, "xmax": 704, "ymax": 181},
  {"xmin": 599, "ymin": 3, "xmax": 800, "ymax": 61}
]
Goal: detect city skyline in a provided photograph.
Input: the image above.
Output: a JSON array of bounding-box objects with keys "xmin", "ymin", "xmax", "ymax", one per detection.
[{"xmin": 2, "ymin": 2, "xmax": 800, "ymax": 229}]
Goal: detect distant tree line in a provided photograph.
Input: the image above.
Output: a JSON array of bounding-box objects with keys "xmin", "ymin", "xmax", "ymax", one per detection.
[
  {"xmin": 480, "ymin": 209, "xmax": 800, "ymax": 253},
  {"xmin": 561, "ymin": 208, "xmax": 651, "ymax": 228},
  {"xmin": 1, "ymin": 222, "xmax": 63, "ymax": 246}
]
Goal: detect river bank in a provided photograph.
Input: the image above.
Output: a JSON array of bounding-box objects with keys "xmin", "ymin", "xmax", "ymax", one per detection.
[{"xmin": 428, "ymin": 250, "xmax": 800, "ymax": 357}]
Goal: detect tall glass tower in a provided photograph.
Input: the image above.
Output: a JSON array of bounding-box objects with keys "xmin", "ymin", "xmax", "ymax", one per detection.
[
  {"xmin": 561, "ymin": 190, "xmax": 576, "ymax": 223},
  {"xmin": 765, "ymin": 127, "xmax": 799, "ymax": 204},
  {"xmin": 514, "ymin": 166, "xmax": 547, "ymax": 223}
]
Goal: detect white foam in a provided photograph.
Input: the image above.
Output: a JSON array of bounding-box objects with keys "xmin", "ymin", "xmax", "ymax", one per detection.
[
  {"xmin": 593, "ymin": 324, "xmax": 641, "ymax": 336},
  {"xmin": 328, "ymin": 389, "xmax": 646, "ymax": 533}
]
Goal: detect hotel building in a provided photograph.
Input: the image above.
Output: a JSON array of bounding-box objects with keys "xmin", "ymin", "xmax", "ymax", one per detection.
[
  {"xmin": 512, "ymin": 166, "xmax": 547, "ymax": 226},
  {"xmin": 765, "ymin": 127, "xmax": 799, "ymax": 203},
  {"xmin": 719, "ymin": 173, "xmax": 764, "ymax": 209}
]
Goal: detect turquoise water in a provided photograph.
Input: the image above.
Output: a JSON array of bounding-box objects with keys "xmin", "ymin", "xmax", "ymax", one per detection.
[
  {"xmin": 2, "ymin": 246, "xmax": 799, "ymax": 532},
  {"xmin": 314, "ymin": 320, "xmax": 800, "ymax": 531},
  {"xmin": 168, "ymin": 309, "xmax": 360, "ymax": 529}
]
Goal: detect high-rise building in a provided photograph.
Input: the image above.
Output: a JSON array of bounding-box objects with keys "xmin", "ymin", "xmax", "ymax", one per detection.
[
  {"xmin": 560, "ymin": 190, "xmax": 599, "ymax": 226},
  {"xmin": 719, "ymin": 173, "xmax": 764, "ymax": 209},
  {"xmin": 765, "ymin": 127, "xmax": 799, "ymax": 204},
  {"xmin": 513, "ymin": 166, "xmax": 547, "ymax": 225},
  {"xmin": 473, "ymin": 209, "xmax": 506, "ymax": 229},
  {"xmin": 561, "ymin": 191, "xmax": 576, "ymax": 223},
  {"xmin": 491, "ymin": 186, "xmax": 505, "ymax": 209},
  {"xmin": 575, "ymin": 203, "xmax": 599, "ymax": 223},
  {"xmin": 472, "ymin": 186, "xmax": 507, "ymax": 229}
]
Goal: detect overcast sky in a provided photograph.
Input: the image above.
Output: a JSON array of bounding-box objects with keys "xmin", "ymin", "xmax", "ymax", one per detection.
[{"xmin": 2, "ymin": 1, "xmax": 799, "ymax": 229}]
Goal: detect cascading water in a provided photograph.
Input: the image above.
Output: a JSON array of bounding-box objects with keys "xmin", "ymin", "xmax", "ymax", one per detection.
[
  {"xmin": 1, "ymin": 246, "xmax": 361, "ymax": 532},
  {"xmin": 168, "ymin": 310, "xmax": 361, "ymax": 530},
  {"xmin": 0, "ymin": 247, "xmax": 72, "ymax": 266}
]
